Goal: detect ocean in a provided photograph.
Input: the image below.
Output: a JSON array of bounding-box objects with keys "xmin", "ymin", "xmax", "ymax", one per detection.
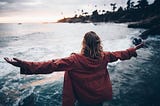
[{"xmin": 0, "ymin": 23, "xmax": 160, "ymax": 106}]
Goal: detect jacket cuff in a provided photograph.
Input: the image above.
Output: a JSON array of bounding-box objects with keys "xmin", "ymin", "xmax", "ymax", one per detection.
[
  {"xmin": 20, "ymin": 61, "xmax": 33, "ymax": 75},
  {"xmin": 127, "ymin": 48, "xmax": 137, "ymax": 57}
]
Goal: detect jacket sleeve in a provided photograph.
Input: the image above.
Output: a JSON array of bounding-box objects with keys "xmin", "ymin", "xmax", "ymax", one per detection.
[
  {"xmin": 105, "ymin": 47, "xmax": 137, "ymax": 63},
  {"xmin": 20, "ymin": 54, "xmax": 75, "ymax": 75}
]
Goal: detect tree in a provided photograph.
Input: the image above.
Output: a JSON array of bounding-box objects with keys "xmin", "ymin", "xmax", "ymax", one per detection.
[
  {"xmin": 91, "ymin": 10, "xmax": 99, "ymax": 21},
  {"xmin": 153, "ymin": 0, "xmax": 160, "ymax": 6},
  {"xmin": 130, "ymin": 1, "xmax": 135, "ymax": 8},
  {"xmin": 83, "ymin": 12, "xmax": 88, "ymax": 16},
  {"xmin": 92, "ymin": 10, "xmax": 99, "ymax": 17},
  {"xmin": 152, "ymin": 0, "xmax": 160, "ymax": 14},
  {"xmin": 102, "ymin": 10, "xmax": 105, "ymax": 14},
  {"xmin": 127, "ymin": 0, "xmax": 131, "ymax": 10},
  {"xmin": 127, "ymin": 0, "xmax": 135, "ymax": 10},
  {"xmin": 137, "ymin": 0, "xmax": 149, "ymax": 9},
  {"xmin": 110, "ymin": 3, "xmax": 117, "ymax": 12},
  {"xmin": 117, "ymin": 6, "xmax": 123, "ymax": 12}
]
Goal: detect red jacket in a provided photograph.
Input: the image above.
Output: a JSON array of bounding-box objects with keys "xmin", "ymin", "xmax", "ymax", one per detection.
[{"xmin": 20, "ymin": 48, "xmax": 137, "ymax": 106}]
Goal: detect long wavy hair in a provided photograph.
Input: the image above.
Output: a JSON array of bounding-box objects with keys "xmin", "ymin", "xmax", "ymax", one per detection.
[{"xmin": 81, "ymin": 31, "xmax": 103, "ymax": 59}]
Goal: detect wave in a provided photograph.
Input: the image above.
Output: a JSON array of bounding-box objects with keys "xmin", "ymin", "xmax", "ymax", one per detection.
[{"xmin": 1, "ymin": 23, "xmax": 159, "ymax": 106}]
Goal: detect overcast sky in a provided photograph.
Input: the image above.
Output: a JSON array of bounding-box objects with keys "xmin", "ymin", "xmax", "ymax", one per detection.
[{"xmin": 0, "ymin": 0, "xmax": 155, "ymax": 23}]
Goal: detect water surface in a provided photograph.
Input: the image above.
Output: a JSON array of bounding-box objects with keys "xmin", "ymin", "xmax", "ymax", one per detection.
[{"xmin": 0, "ymin": 23, "xmax": 159, "ymax": 106}]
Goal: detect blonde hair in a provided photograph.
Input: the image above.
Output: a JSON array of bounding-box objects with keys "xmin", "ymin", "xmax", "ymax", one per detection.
[{"xmin": 81, "ymin": 31, "xmax": 103, "ymax": 59}]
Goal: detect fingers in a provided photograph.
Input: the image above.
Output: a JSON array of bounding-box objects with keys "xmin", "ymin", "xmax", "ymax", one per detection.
[
  {"xmin": 13, "ymin": 58, "xmax": 21, "ymax": 62},
  {"xmin": 4, "ymin": 57, "xmax": 8, "ymax": 61},
  {"xmin": 4, "ymin": 57, "xmax": 12, "ymax": 63},
  {"xmin": 4, "ymin": 57, "xmax": 21, "ymax": 67},
  {"xmin": 13, "ymin": 58, "xmax": 22, "ymax": 67},
  {"xmin": 4, "ymin": 57, "xmax": 21, "ymax": 63}
]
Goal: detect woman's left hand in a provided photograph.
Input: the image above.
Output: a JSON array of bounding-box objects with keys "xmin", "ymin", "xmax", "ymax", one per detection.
[{"xmin": 4, "ymin": 57, "xmax": 22, "ymax": 67}]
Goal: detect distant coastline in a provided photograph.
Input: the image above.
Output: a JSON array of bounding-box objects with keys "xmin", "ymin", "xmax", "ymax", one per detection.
[{"xmin": 57, "ymin": 0, "xmax": 160, "ymax": 39}]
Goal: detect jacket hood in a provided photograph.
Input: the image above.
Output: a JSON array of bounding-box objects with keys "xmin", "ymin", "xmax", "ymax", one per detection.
[{"xmin": 73, "ymin": 53, "xmax": 107, "ymax": 70}]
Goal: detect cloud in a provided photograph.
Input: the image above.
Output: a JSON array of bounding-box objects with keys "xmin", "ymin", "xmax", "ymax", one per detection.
[
  {"xmin": 0, "ymin": 0, "xmax": 42, "ymax": 10},
  {"xmin": 0, "ymin": 0, "xmax": 37, "ymax": 3},
  {"xmin": 0, "ymin": 0, "xmax": 44, "ymax": 16},
  {"xmin": 0, "ymin": 0, "xmax": 154, "ymax": 14}
]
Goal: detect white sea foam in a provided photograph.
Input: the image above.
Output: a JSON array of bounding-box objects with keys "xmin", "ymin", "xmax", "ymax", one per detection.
[{"xmin": 0, "ymin": 23, "xmax": 145, "ymax": 105}]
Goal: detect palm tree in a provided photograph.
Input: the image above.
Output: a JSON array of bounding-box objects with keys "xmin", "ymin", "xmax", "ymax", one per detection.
[
  {"xmin": 110, "ymin": 3, "xmax": 117, "ymax": 12},
  {"xmin": 127, "ymin": 0, "xmax": 131, "ymax": 10},
  {"xmin": 137, "ymin": 0, "xmax": 149, "ymax": 9}
]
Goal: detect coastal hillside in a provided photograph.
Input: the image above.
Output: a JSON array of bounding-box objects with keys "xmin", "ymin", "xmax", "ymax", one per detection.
[{"xmin": 58, "ymin": 0, "xmax": 160, "ymax": 38}]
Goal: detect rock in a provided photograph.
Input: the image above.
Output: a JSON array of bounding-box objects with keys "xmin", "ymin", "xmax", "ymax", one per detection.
[
  {"xmin": 132, "ymin": 38, "xmax": 142, "ymax": 45},
  {"xmin": 128, "ymin": 16, "xmax": 160, "ymax": 29},
  {"xmin": 139, "ymin": 24, "xmax": 160, "ymax": 39},
  {"xmin": 128, "ymin": 16, "xmax": 160, "ymax": 39}
]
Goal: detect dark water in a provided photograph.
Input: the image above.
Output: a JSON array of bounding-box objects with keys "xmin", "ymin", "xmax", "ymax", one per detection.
[
  {"xmin": 0, "ymin": 23, "xmax": 160, "ymax": 106},
  {"xmin": 20, "ymin": 37, "xmax": 160, "ymax": 106},
  {"xmin": 19, "ymin": 80, "xmax": 63, "ymax": 106},
  {"xmin": 107, "ymin": 37, "xmax": 160, "ymax": 106}
]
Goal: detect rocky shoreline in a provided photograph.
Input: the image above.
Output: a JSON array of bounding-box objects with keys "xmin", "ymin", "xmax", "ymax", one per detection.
[
  {"xmin": 128, "ymin": 16, "xmax": 160, "ymax": 39},
  {"xmin": 57, "ymin": 0, "xmax": 160, "ymax": 39}
]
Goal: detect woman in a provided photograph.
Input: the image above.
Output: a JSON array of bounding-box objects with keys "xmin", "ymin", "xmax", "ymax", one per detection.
[{"xmin": 4, "ymin": 31, "xmax": 143, "ymax": 106}]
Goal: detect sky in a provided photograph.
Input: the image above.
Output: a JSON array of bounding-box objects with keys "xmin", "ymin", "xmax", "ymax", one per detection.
[{"xmin": 0, "ymin": 0, "xmax": 155, "ymax": 23}]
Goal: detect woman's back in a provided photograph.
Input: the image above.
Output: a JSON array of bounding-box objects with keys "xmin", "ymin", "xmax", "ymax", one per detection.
[
  {"xmin": 4, "ymin": 31, "xmax": 143, "ymax": 106},
  {"xmin": 62, "ymin": 52, "xmax": 111, "ymax": 106}
]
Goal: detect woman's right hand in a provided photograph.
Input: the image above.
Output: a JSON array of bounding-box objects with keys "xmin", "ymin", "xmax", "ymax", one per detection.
[{"xmin": 4, "ymin": 57, "xmax": 22, "ymax": 67}]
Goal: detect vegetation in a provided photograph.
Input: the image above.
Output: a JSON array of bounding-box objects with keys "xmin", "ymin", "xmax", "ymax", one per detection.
[
  {"xmin": 58, "ymin": 0, "xmax": 159, "ymax": 23},
  {"xmin": 57, "ymin": 0, "xmax": 160, "ymax": 38}
]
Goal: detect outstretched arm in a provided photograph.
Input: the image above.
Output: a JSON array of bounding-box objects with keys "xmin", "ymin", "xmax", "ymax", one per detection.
[
  {"xmin": 4, "ymin": 54, "xmax": 76, "ymax": 75},
  {"xmin": 106, "ymin": 42, "xmax": 144, "ymax": 62},
  {"xmin": 4, "ymin": 57, "xmax": 57, "ymax": 74}
]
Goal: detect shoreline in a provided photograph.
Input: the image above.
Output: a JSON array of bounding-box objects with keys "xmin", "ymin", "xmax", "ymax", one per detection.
[
  {"xmin": 128, "ymin": 15, "xmax": 160, "ymax": 39},
  {"xmin": 57, "ymin": 0, "xmax": 160, "ymax": 39},
  {"xmin": 57, "ymin": 17, "xmax": 160, "ymax": 40}
]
